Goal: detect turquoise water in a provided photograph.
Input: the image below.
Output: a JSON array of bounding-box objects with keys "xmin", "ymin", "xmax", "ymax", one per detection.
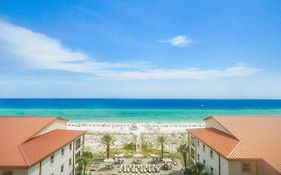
[{"xmin": 0, "ymin": 99, "xmax": 281, "ymax": 122}]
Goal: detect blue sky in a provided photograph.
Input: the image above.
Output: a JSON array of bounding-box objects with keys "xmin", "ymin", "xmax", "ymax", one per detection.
[{"xmin": 0, "ymin": 0, "xmax": 281, "ymax": 98}]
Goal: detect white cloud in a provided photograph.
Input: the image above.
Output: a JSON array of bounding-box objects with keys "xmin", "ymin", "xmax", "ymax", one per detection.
[
  {"xmin": 159, "ymin": 35, "xmax": 192, "ymax": 47},
  {"xmin": 0, "ymin": 20, "xmax": 261, "ymax": 80},
  {"xmin": 0, "ymin": 20, "xmax": 131, "ymax": 73},
  {"xmin": 95, "ymin": 64, "xmax": 261, "ymax": 80}
]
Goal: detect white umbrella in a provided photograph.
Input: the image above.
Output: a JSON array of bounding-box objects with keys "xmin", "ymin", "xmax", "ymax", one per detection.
[
  {"xmin": 133, "ymin": 153, "xmax": 143, "ymax": 159},
  {"xmin": 104, "ymin": 158, "xmax": 114, "ymax": 163},
  {"xmin": 115, "ymin": 154, "xmax": 124, "ymax": 158},
  {"xmin": 162, "ymin": 158, "xmax": 172, "ymax": 163},
  {"xmin": 150, "ymin": 154, "xmax": 158, "ymax": 158}
]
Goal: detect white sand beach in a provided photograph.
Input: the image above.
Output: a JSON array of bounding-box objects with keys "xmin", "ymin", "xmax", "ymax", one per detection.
[
  {"xmin": 66, "ymin": 121, "xmax": 203, "ymax": 174},
  {"xmin": 67, "ymin": 121, "xmax": 204, "ymax": 134}
]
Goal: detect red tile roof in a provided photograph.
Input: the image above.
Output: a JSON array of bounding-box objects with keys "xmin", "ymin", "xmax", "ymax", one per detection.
[
  {"xmin": 187, "ymin": 128, "xmax": 239, "ymax": 158},
  {"xmin": 190, "ymin": 116, "xmax": 281, "ymax": 173},
  {"xmin": 0, "ymin": 116, "xmax": 84, "ymax": 167},
  {"xmin": 21, "ymin": 129, "xmax": 84, "ymax": 166},
  {"xmin": 212, "ymin": 116, "xmax": 281, "ymax": 173}
]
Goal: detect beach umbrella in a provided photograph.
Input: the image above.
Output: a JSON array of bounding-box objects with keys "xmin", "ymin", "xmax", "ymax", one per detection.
[
  {"xmin": 115, "ymin": 154, "xmax": 124, "ymax": 158},
  {"xmin": 104, "ymin": 158, "xmax": 114, "ymax": 163},
  {"xmin": 150, "ymin": 154, "xmax": 159, "ymax": 158},
  {"xmin": 133, "ymin": 153, "xmax": 143, "ymax": 159},
  {"xmin": 162, "ymin": 158, "xmax": 172, "ymax": 163}
]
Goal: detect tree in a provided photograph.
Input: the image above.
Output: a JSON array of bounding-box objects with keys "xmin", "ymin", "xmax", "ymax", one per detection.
[
  {"xmin": 101, "ymin": 133, "xmax": 114, "ymax": 158},
  {"xmin": 76, "ymin": 150, "xmax": 94, "ymax": 175},
  {"xmin": 157, "ymin": 135, "xmax": 167, "ymax": 160},
  {"xmin": 123, "ymin": 142, "xmax": 136, "ymax": 152},
  {"xmin": 190, "ymin": 162, "xmax": 209, "ymax": 175},
  {"xmin": 177, "ymin": 144, "xmax": 189, "ymax": 170}
]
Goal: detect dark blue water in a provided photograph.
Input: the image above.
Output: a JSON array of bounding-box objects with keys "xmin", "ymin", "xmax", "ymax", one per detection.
[
  {"xmin": 0, "ymin": 99, "xmax": 280, "ymax": 122},
  {"xmin": 1, "ymin": 99, "xmax": 281, "ymax": 109}
]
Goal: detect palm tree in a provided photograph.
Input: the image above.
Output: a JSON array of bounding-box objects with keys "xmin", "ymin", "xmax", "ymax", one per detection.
[
  {"xmin": 101, "ymin": 133, "xmax": 114, "ymax": 158},
  {"xmin": 76, "ymin": 150, "xmax": 94, "ymax": 175},
  {"xmin": 177, "ymin": 144, "xmax": 189, "ymax": 170},
  {"xmin": 157, "ymin": 135, "xmax": 167, "ymax": 160}
]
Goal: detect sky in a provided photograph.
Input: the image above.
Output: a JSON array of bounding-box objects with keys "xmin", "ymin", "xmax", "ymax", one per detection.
[{"xmin": 0, "ymin": 0, "xmax": 281, "ymax": 98}]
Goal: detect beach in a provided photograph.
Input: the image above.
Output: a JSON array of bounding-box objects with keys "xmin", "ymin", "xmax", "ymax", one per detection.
[
  {"xmin": 67, "ymin": 121, "xmax": 200, "ymax": 174},
  {"xmin": 67, "ymin": 121, "xmax": 204, "ymax": 133},
  {"xmin": 67, "ymin": 121, "xmax": 203, "ymax": 154}
]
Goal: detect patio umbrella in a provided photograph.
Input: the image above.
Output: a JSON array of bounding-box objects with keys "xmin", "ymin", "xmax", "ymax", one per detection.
[
  {"xmin": 133, "ymin": 153, "xmax": 143, "ymax": 159},
  {"xmin": 115, "ymin": 154, "xmax": 124, "ymax": 158},
  {"xmin": 104, "ymin": 158, "xmax": 114, "ymax": 163},
  {"xmin": 150, "ymin": 154, "xmax": 158, "ymax": 158},
  {"xmin": 162, "ymin": 158, "xmax": 172, "ymax": 163}
]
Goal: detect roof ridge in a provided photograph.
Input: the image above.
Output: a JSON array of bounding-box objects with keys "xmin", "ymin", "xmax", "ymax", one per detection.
[
  {"xmin": 20, "ymin": 118, "xmax": 59, "ymax": 144},
  {"xmin": 18, "ymin": 144, "xmax": 30, "ymax": 166},
  {"xmin": 227, "ymin": 141, "xmax": 241, "ymax": 158},
  {"xmin": 206, "ymin": 127, "xmax": 239, "ymax": 140}
]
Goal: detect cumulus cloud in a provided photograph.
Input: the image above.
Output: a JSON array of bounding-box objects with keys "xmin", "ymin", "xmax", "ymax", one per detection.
[
  {"xmin": 0, "ymin": 20, "xmax": 261, "ymax": 80},
  {"xmin": 159, "ymin": 35, "xmax": 192, "ymax": 47}
]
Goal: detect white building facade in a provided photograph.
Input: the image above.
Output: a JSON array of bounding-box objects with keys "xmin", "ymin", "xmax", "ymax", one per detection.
[
  {"xmin": 187, "ymin": 116, "xmax": 281, "ymax": 175},
  {"xmin": 0, "ymin": 117, "xmax": 85, "ymax": 175},
  {"xmin": 27, "ymin": 137, "xmax": 84, "ymax": 175}
]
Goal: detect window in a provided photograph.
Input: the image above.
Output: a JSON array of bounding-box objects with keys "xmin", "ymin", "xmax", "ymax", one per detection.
[
  {"xmin": 210, "ymin": 166, "xmax": 214, "ymax": 174},
  {"xmin": 190, "ymin": 148, "xmax": 195, "ymax": 159},
  {"xmin": 75, "ymin": 151, "xmax": 81, "ymax": 159},
  {"xmin": 61, "ymin": 148, "xmax": 65, "ymax": 156},
  {"xmin": 3, "ymin": 171, "xmax": 12, "ymax": 175},
  {"xmin": 50, "ymin": 155, "xmax": 54, "ymax": 164},
  {"xmin": 242, "ymin": 163, "xmax": 251, "ymax": 172},
  {"xmin": 75, "ymin": 138, "xmax": 81, "ymax": 150},
  {"xmin": 197, "ymin": 140, "xmax": 200, "ymax": 147},
  {"xmin": 197, "ymin": 154, "xmax": 200, "ymax": 162},
  {"xmin": 203, "ymin": 144, "xmax": 206, "ymax": 152},
  {"xmin": 69, "ymin": 143, "xmax": 72, "ymax": 150},
  {"xmin": 69, "ymin": 158, "xmax": 72, "ymax": 165},
  {"xmin": 203, "ymin": 159, "xmax": 206, "ymax": 165},
  {"xmin": 61, "ymin": 165, "xmax": 64, "ymax": 173},
  {"xmin": 210, "ymin": 150, "xmax": 213, "ymax": 158}
]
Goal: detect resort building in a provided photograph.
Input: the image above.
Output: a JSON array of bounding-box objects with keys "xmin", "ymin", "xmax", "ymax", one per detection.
[
  {"xmin": 187, "ymin": 116, "xmax": 281, "ymax": 175},
  {"xmin": 0, "ymin": 117, "xmax": 85, "ymax": 175}
]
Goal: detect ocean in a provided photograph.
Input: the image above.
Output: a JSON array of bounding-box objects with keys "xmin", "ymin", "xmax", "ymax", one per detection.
[{"xmin": 0, "ymin": 99, "xmax": 281, "ymax": 123}]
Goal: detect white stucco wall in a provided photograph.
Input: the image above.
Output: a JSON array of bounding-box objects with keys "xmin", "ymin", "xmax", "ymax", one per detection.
[
  {"xmin": 27, "ymin": 135, "xmax": 83, "ymax": 175},
  {"xmin": 228, "ymin": 160, "xmax": 280, "ymax": 175},
  {"xmin": 189, "ymin": 132, "xmax": 280, "ymax": 175},
  {"xmin": 204, "ymin": 118, "xmax": 232, "ymax": 135},
  {"xmin": 34, "ymin": 119, "xmax": 66, "ymax": 137},
  {"xmin": 228, "ymin": 160, "xmax": 257, "ymax": 175},
  {"xmin": 194, "ymin": 137, "xmax": 229, "ymax": 175}
]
